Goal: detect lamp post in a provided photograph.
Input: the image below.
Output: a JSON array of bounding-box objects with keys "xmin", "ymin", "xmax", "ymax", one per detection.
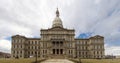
[{"xmin": 112, "ymin": 54, "xmax": 113, "ymax": 60}]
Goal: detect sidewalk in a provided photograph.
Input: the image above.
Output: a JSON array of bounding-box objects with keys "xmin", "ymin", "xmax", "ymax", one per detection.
[{"xmin": 41, "ymin": 59, "xmax": 74, "ymax": 63}]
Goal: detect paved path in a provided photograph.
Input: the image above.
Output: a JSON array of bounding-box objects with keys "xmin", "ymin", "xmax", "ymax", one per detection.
[{"xmin": 41, "ymin": 59, "xmax": 74, "ymax": 63}]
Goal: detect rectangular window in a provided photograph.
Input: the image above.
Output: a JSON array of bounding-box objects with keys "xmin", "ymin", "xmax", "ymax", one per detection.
[
  {"xmin": 69, "ymin": 50, "xmax": 70, "ymax": 54},
  {"xmin": 21, "ymin": 45, "xmax": 22, "ymax": 48},
  {"xmin": 21, "ymin": 51, "xmax": 22, "ymax": 54},
  {"xmin": 13, "ymin": 51, "xmax": 15, "ymax": 54}
]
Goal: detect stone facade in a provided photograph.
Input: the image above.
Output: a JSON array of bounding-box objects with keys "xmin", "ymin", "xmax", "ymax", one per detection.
[{"xmin": 11, "ymin": 9, "xmax": 105, "ymax": 59}]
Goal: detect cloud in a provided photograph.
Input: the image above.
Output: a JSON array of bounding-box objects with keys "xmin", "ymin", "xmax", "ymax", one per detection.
[
  {"xmin": 0, "ymin": 0, "xmax": 120, "ymax": 55},
  {"xmin": 0, "ymin": 39, "xmax": 11, "ymax": 53},
  {"xmin": 105, "ymin": 44, "xmax": 120, "ymax": 56}
]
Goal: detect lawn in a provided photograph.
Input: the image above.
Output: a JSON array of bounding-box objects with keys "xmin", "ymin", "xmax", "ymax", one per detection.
[
  {"xmin": 0, "ymin": 58, "xmax": 120, "ymax": 63},
  {"xmin": 71, "ymin": 59, "xmax": 120, "ymax": 63},
  {"xmin": 0, "ymin": 58, "xmax": 45, "ymax": 63}
]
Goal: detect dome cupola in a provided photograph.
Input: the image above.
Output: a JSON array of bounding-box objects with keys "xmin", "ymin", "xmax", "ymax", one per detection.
[{"xmin": 52, "ymin": 8, "xmax": 63, "ymax": 28}]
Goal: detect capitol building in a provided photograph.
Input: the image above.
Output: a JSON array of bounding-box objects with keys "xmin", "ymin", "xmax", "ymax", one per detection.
[{"xmin": 11, "ymin": 9, "xmax": 105, "ymax": 59}]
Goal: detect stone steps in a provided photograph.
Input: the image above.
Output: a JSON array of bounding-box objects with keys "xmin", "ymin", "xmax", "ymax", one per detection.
[
  {"xmin": 50, "ymin": 55, "xmax": 65, "ymax": 59},
  {"xmin": 41, "ymin": 59, "xmax": 74, "ymax": 63}
]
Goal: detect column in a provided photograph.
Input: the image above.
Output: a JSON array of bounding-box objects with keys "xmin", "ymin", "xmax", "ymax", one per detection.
[
  {"xmin": 59, "ymin": 49, "xmax": 60, "ymax": 55},
  {"xmin": 59, "ymin": 41, "xmax": 60, "ymax": 47}
]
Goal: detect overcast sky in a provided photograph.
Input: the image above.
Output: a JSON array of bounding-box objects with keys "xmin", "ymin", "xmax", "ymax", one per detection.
[{"xmin": 0, "ymin": 0, "xmax": 120, "ymax": 56}]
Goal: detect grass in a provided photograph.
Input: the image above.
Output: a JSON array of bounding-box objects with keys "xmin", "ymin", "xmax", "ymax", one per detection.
[
  {"xmin": 0, "ymin": 58, "xmax": 46, "ymax": 63},
  {"xmin": 0, "ymin": 58, "xmax": 120, "ymax": 63},
  {"xmin": 69, "ymin": 59, "xmax": 120, "ymax": 63}
]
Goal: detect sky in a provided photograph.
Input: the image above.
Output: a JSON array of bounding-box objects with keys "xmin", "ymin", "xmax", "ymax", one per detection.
[{"xmin": 0, "ymin": 0, "xmax": 120, "ymax": 56}]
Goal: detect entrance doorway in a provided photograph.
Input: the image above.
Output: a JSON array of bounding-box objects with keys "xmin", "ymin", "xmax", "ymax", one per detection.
[{"xmin": 52, "ymin": 49, "xmax": 63, "ymax": 55}]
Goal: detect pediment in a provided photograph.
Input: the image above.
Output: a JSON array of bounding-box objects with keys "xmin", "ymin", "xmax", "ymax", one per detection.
[
  {"xmin": 12, "ymin": 35, "xmax": 26, "ymax": 38},
  {"xmin": 48, "ymin": 27, "xmax": 68, "ymax": 31},
  {"xmin": 89, "ymin": 35, "xmax": 104, "ymax": 39}
]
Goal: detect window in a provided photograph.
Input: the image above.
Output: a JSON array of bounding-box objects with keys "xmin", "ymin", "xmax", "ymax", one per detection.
[
  {"xmin": 79, "ymin": 52, "xmax": 81, "ymax": 55},
  {"xmin": 13, "ymin": 45, "xmax": 15, "ymax": 48},
  {"xmin": 21, "ymin": 51, "xmax": 22, "ymax": 54},
  {"xmin": 97, "ymin": 51, "xmax": 98, "ymax": 54},
  {"xmin": 82, "ymin": 46, "xmax": 84, "ymax": 50},
  {"xmin": 28, "ymin": 41, "xmax": 30, "ymax": 44},
  {"xmin": 12, "ymin": 40, "xmax": 14, "ymax": 43},
  {"xmin": 38, "ymin": 52, "xmax": 40, "ymax": 54},
  {"xmin": 31, "ymin": 51, "xmax": 33, "ymax": 55},
  {"xmin": 43, "ymin": 50, "xmax": 44, "ymax": 54},
  {"xmin": 35, "ymin": 41, "xmax": 37, "ymax": 44},
  {"xmin": 82, "ymin": 52, "xmax": 84, "ymax": 55},
  {"xmin": 17, "ymin": 51, "xmax": 19, "ymax": 54},
  {"xmin": 94, "ymin": 51, "xmax": 95, "ymax": 54},
  {"xmin": 32, "ymin": 46, "xmax": 33, "ymax": 49},
  {"xmin": 85, "ymin": 41, "xmax": 87, "ymax": 44},
  {"xmin": 38, "ymin": 46, "xmax": 40, "ymax": 49},
  {"xmin": 28, "ymin": 46, "xmax": 30, "ymax": 49},
  {"xmin": 69, "ymin": 50, "xmax": 70, "ymax": 54},
  {"xmin": 32, "ymin": 41, "xmax": 33, "ymax": 44},
  {"xmin": 45, "ymin": 50, "xmax": 47, "ymax": 54},
  {"xmin": 101, "ymin": 51, "xmax": 102, "ymax": 54},
  {"xmin": 35, "ymin": 46, "xmax": 36, "ymax": 49},
  {"xmin": 13, "ymin": 51, "xmax": 15, "ymax": 54},
  {"xmin": 86, "ymin": 52, "xmax": 87, "ymax": 55},
  {"xmin": 17, "ymin": 45, "xmax": 18, "ymax": 48}
]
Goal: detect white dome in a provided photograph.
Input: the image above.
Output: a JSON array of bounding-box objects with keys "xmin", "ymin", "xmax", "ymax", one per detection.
[
  {"xmin": 52, "ymin": 17, "xmax": 63, "ymax": 28},
  {"xmin": 52, "ymin": 8, "xmax": 63, "ymax": 28}
]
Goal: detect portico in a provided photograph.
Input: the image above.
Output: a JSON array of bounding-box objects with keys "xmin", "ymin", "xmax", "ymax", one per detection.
[{"xmin": 52, "ymin": 41, "xmax": 64, "ymax": 55}]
